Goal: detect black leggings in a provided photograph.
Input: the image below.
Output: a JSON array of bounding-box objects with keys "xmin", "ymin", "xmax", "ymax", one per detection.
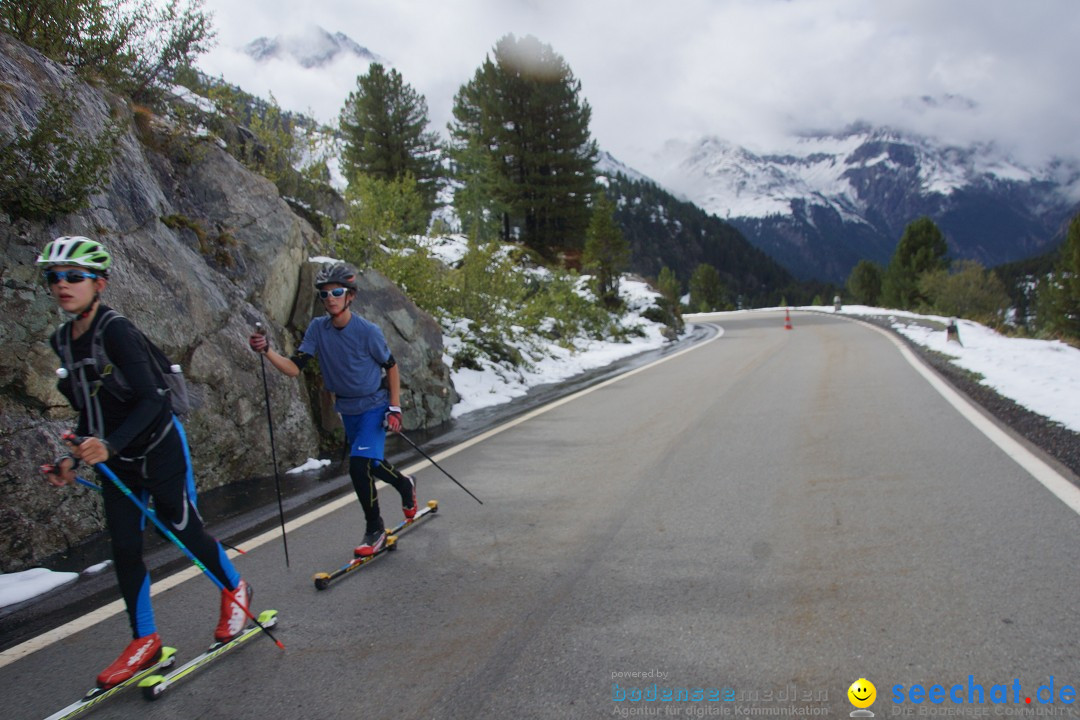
[
  {"xmin": 349, "ymin": 456, "xmax": 412, "ymax": 531},
  {"xmin": 101, "ymin": 426, "xmax": 239, "ymax": 638}
]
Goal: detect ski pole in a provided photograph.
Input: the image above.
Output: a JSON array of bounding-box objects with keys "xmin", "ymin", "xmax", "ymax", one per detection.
[
  {"xmin": 75, "ymin": 474, "xmax": 102, "ymax": 492},
  {"xmin": 41, "ymin": 467, "xmax": 248, "ymax": 556},
  {"xmin": 73, "ymin": 479, "xmax": 248, "ymax": 557},
  {"xmin": 394, "ymin": 430, "xmax": 483, "ymax": 505},
  {"xmin": 62, "ymin": 433, "xmax": 284, "ymax": 649},
  {"xmin": 255, "ymin": 322, "xmax": 290, "ymax": 567}
]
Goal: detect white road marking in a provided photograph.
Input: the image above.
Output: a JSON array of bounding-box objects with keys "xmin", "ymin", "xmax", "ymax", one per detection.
[
  {"xmin": 855, "ymin": 316, "xmax": 1080, "ymax": 517},
  {"xmin": 0, "ymin": 326, "xmax": 724, "ymax": 668}
]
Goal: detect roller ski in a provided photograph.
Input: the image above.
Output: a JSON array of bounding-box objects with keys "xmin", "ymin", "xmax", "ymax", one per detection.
[
  {"xmin": 382, "ymin": 499, "xmax": 439, "ymax": 543},
  {"xmin": 139, "ymin": 610, "xmax": 279, "ymax": 700},
  {"xmin": 312, "ymin": 500, "xmax": 438, "ymax": 591},
  {"xmin": 313, "ymin": 533, "xmax": 398, "ymax": 590},
  {"xmin": 45, "ymin": 646, "xmax": 178, "ymax": 720}
]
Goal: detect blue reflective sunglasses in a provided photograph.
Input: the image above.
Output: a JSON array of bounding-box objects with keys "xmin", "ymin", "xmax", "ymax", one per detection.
[
  {"xmin": 45, "ymin": 270, "xmax": 99, "ymax": 285},
  {"xmin": 318, "ymin": 287, "xmax": 348, "ymax": 299}
]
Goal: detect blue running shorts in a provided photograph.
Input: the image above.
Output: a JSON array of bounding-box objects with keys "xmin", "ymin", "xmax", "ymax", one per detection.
[{"xmin": 341, "ymin": 403, "xmax": 389, "ymax": 459}]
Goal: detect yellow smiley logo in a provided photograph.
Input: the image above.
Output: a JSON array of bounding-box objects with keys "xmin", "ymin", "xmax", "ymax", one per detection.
[{"xmin": 848, "ymin": 678, "xmax": 876, "ymax": 709}]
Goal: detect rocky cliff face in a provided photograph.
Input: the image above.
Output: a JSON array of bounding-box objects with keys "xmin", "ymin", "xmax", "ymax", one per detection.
[{"xmin": 0, "ymin": 35, "xmax": 455, "ymax": 572}]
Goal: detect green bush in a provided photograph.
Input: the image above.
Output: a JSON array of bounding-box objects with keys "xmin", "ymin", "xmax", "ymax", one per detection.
[
  {"xmin": 1, "ymin": 0, "xmax": 215, "ymax": 105},
  {"xmin": 519, "ymin": 270, "xmax": 612, "ymax": 344},
  {"xmin": 336, "ymin": 173, "xmax": 428, "ymax": 267},
  {"xmin": 347, "ymin": 220, "xmax": 664, "ymax": 373},
  {"xmin": 918, "ymin": 260, "xmax": 1010, "ymax": 324},
  {"xmin": 0, "ymin": 87, "xmax": 119, "ymax": 221},
  {"xmin": 373, "ymin": 241, "xmax": 455, "ymax": 314}
]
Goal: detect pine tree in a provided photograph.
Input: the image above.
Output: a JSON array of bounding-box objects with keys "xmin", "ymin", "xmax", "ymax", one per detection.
[
  {"xmin": 846, "ymin": 259, "xmax": 884, "ymax": 305},
  {"xmin": 583, "ymin": 193, "xmax": 630, "ymax": 307},
  {"xmin": 689, "ymin": 263, "xmax": 726, "ymax": 312},
  {"xmin": 656, "ymin": 266, "xmax": 684, "ymax": 334},
  {"xmin": 882, "ymin": 216, "xmax": 949, "ymax": 309},
  {"xmin": 449, "ymin": 34, "xmax": 598, "ymax": 260},
  {"xmin": 1037, "ymin": 213, "xmax": 1080, "ymax": 340},
  {"xmin": 340, "ymin": 63, "xmax": 441, "ymax": 228}
]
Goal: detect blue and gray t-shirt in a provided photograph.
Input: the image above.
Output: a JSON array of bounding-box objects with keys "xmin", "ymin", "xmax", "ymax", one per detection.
[{"xmin": 298, "ymin": 314, "xmax": 391, "ymax": 415}]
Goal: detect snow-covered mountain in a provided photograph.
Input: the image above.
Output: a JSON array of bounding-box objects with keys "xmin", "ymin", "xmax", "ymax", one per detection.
[
  {"xmin": 244, "ymin": 25, "xmax": 382, "ymax": 69},
  {"xmin": 596, "ymin": 151, "xmax": 652, "ymax": 185},
  {"xmin": 227, "ymin": 25, "xmax": 1080, "ymax": 286},
  {"xmin": 656, "ymin": 126, "xmax": 1080, "ymax": 282}
]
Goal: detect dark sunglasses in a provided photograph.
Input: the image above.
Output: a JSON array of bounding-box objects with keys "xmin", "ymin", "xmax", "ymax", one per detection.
[
  {"xmin": 318, "ymin": 288, "xmax": 348, "ymax": 299},
  {"xmin": 45, "ymin": 270, "xmax": 99, "ymax": 285}
]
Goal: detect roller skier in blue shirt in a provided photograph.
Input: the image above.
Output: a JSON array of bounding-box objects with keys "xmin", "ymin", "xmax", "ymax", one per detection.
[{"xmin": 249, "ymin": 262, "xmax": 417, "ymax": 556}]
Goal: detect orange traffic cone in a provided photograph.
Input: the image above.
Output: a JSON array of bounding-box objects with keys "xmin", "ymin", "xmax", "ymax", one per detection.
[{"xmin": 784, "ymin": 308, "xmax": 793, "ymax": 330}]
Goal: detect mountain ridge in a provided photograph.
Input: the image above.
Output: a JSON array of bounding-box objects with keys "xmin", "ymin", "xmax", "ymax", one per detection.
[
  {"xmin": 243, "ymin": 25, "xmax": 382, "ymax": 68},
  {"xmin": 596, "ymin": 155, "xmax": 806, "ymax": 306},
  {"xmin": 228, "ymin": 27, "xmax": 1080, "ymax": 285},
  {"xmin": 656, "ymin": 126, "xmax": 1080, "ymax": 282}
]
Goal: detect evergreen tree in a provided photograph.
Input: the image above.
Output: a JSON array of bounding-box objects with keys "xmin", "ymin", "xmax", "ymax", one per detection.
[
  {"xmin": 846, "ymin": 259, "xmax": 884, "ymax": 305},
  {"xmin": 655, "ymin": 266, "xmax": 684, "ymax": 334},
  {"xmin": 583, "ymin": 193, "xmax": 630, "ymax": 307},
  {"xmin": 449, "ymin": 34, "xmax": 598, "ymax": 260},
  {"xmin": 339, "ymin": 63, "xmax": 441, "ymax": 229},
  {"xmin": 994, "ymin": 251, "xmax": 1058, "ymax": 331},
  {"xmin": 881, "ymin": 216, "xmax": 949, "ymax": 309},
  {"xmin": 689, "ymin": 263, "xmax": 727, "ymax": 312},
  {"xmin": 657, "ymin": 267, "xmax": 681, "ymax": 303},
  {"xmin": 1036, "ymin": 213, "xmax": 1080, "ymax": 340}
]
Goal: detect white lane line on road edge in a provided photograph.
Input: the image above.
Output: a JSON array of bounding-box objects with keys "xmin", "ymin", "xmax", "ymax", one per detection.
[
  {"xmin": 0, "ymin": 325, "xmax": 724, "ymax": 669},
  {"xmin": 861, "ymin": 319, "xmax": 1080, "ymax": 518}
]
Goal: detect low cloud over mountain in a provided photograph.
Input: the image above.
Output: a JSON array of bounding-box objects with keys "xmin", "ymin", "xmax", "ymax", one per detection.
[{"xmin": 656, "ymin": 125, "xmax": 1080, "ymax": 282}]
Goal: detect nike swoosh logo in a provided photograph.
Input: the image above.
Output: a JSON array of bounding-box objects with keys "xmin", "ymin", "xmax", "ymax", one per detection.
[{"xmin": 173, "ymin": 488, "xmax": 191, "ymax": 531}]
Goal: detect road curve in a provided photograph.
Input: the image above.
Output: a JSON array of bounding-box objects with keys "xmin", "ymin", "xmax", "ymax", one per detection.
[{"xmin": 7, "ymin": 310, "xmax": 1079, "ymax": 720}]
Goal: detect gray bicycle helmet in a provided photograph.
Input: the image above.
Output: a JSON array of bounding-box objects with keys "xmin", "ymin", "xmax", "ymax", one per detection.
[{"xmin": 314, "ymin": 262, "xmax": 358, "ymax": 291}]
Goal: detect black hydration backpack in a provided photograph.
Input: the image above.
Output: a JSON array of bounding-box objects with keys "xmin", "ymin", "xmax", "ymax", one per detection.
[{"xmin": 55, "ymin": 309, "xmax": 191, "ymax": 423}]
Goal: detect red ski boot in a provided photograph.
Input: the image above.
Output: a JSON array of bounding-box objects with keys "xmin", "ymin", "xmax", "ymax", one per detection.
[
  {"xmin": 96, "ymin": 633, "xmax": 162, "ymax": 689},
  {"xmin": 354, "ymin": 525, "xmax": 387, "ymax": 557},
  {"xmin": 402, "ymin": 475, "xmax": 418, "ymax": 520},
  {"xmin": 214, "ymin": 579, "xmax": 252, "ymax": 642}
]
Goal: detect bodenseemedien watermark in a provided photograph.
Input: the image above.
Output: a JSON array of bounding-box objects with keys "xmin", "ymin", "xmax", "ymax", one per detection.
[
  {"xmin": 610, "ymin": 675, "xmax": 832, "ymax": 718},
  {"xmin": 611, "ymin": 702, "xmax": 832, "ymax": 718}
]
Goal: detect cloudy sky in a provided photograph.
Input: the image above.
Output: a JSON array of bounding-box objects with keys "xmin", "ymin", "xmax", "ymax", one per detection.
[{"xmin": 195, "ymin": 0, "xmax": 1080, "ymax": 178}]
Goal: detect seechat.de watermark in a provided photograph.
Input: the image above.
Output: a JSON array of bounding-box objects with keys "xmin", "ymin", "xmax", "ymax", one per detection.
[{"xmin": 891, "ymin": 677, "xmax": 1075, "ymax": 707}]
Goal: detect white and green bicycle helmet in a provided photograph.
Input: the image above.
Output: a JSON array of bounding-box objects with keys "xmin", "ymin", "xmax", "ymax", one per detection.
[{"xmin": 36, "ymin": 236, "xmax": 112, "ymax": 273}]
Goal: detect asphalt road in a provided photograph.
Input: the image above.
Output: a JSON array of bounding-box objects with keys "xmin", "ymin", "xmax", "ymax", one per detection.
[{"xmin": 5, "ymin": 310, "xmax": 1080, "ymax": 720}]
